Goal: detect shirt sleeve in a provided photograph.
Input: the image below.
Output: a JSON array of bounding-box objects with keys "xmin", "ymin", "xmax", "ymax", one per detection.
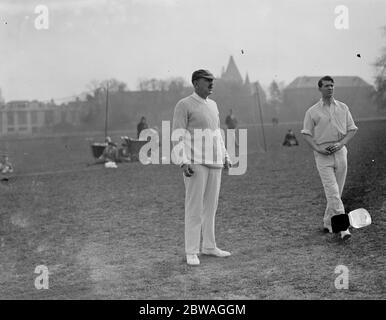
[
  {"xmin": 171, "ymin": 101, "xmax": 189, "ymax": 165},
  {"xmin": 346, "ymin": 109, "xmax": 358, "ymax": 132},
  {"xmin": 301, "ymin": 109, "xmax": 314, "ymax": 136},
  {"xmin": 218, "ymin": 116, "xmax": 230, "ymax": 161}
]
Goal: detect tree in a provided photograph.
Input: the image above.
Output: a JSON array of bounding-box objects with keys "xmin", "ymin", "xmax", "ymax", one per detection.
[
  {"xmin": 0, "ymin": 88, "xmax": 4, "ymax": 105},
  {"xmin": 99, "ymin": 79, "xmax": 128, "ymax": 92},
  {"xmin": 168, "ymin": 77, "xmax": 187, "ymax": 94},
  {"xmin": 87, "ymin": 78, "xmax": 128, "ymax": 95},
  {"xmin": 137, "ymin": 77, "xmax": 187, "ymax": 92},
  {"xmin": 268, "ymin": 80, "xmax": 282, "ymax": 103},
  {"xmin": 267, "ymin": 80, "xmax": 283, "ymax": 118},
  {"xmin": 374, "ymin": 26, "xmax": 386, "ymax": 110},
  {"xmin": 137, "ymin": 78, "xmax": 160, "ymax": 91}
]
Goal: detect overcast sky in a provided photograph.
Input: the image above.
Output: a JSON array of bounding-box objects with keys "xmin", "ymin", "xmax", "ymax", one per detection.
[{"xmin": 0, "ymin": 0, "xmax": 385, "ymax": 102}]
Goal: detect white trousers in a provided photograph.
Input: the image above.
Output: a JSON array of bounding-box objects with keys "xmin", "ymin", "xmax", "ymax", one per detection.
[
  {"xmin": 314, "ymin": 146, "xmax": 348, "ymax": 231},
  {"xmin": 183, "ymin": 164, "xmax": 222, "ymax": 254}
]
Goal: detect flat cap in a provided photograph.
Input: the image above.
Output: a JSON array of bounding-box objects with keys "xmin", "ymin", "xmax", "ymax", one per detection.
[{"xmin": 191, "ymin": 69, "xmax": 215, "ymax": 83}]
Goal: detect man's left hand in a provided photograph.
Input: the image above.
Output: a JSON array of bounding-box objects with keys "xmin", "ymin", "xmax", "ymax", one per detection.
[
  {"xmin": 329, "ymin": 142, "xmax": 344, "ymax": 153},
  {"xmin": 224, "ymin": 158, "xmax": 232, "ymax": 170}
]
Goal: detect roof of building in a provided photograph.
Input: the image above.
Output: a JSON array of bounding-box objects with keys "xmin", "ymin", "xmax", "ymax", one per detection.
[
  {"xmin": 221, "ymin": 56, "xmax": 243, "ymax": 84},
  {"xmin": 245, "ymin": 73, "xmax": 250, "ymax": 86},
  {"xmin": 286, "ymin": 76, "xmax": 372, "ymax": 89}
]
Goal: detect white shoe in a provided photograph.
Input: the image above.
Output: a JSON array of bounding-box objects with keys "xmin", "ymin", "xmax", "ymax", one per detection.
[
  {"xmin": 341, "ymin": 229, "xmax": 351, "ymax": 241},
  {"xmin": 202, "ymin": 247, "xmax": 231, "ymax": 257},
  {"xmin": 186, "ymin": 254, "xmax": 200, "ymax": 266}
]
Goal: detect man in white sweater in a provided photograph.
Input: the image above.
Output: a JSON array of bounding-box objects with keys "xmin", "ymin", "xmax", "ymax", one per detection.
[{"xmin": 172, "ymin": 69, "xmax": 232, "ymax": 266}]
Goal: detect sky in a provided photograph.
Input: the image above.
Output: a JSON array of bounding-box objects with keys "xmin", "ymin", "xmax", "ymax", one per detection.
[{"xmin": 0, "ymin": 0, "xmax": 385, "ymax": 102}]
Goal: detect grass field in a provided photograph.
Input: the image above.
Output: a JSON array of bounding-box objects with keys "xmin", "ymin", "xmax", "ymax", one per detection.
[{"xmin": 0, "ymin": 120, "xmax": 385, "ymax": 299}]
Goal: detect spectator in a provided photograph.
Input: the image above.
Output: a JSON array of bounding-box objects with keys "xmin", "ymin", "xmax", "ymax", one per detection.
[
  {"xmin": 97, "ymin": 136, "xmax": 119, "ymax": 163},
  {"xmin": 225, "ymin": 109, "xmax": 238, "ymax": 129},
  {"xmin": 0, "ymin": 155, "xmax": 13, "ymax": 174},
  {"xmin": 137, "ymin": 116, "xmax": 149, "ymax": 139},
  {"xmin": 282, "ymin": 129, "xmax": 299, "ymax": 146},
  {"xmin": 225, "ymin": 109, "xmax": 239, "ymax": 148}
]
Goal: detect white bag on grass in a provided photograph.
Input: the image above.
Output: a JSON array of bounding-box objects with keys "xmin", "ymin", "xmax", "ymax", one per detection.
[
  {"xmin": 348, "ymin": 208, "xmax": 372, "ymax": 229},
  {"xmin": 105, "ymin": 161, "xmax": 117, "ymax": 169}
]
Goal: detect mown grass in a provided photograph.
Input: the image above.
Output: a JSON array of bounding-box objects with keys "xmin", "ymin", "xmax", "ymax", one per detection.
[{"xmin": 0, "ymin": 121, "xmax": 385, "ymax": 299}]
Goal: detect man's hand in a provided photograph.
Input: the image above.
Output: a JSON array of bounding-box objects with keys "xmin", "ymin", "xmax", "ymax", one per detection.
[
  {"xmin": 316, "ymin": 146, "xmax": 332, "ymax": 155},
  {"xmin": 181, "ymin": 164, "xmax": 194, "ymax": 177},
  {"xmin": 327, "ymin": 142, "xmax": 344, "ymax": 153},
  {"xmin": 224, "ymin": 158, "xmax": 232, "ymax": 170}
]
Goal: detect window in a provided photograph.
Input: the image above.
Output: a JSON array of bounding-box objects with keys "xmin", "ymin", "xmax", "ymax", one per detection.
[
  {"xmin": 31, "ymin": 111, "xmax": 38, "ymax": 125},
  {"xmin": 7, "ymin": 112, "xmax": 14, "ymax": 125},
  {"xmin": 17, "ymin": 111, "xmax": 27, "ymax": 125},
  {"xmin": 45, "ymin": 110, "xmax": 54, "ymax": 125}
]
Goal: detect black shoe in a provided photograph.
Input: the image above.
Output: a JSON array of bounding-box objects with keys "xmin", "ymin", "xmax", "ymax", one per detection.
[
  {"xmin": 341, "ymin": 230, "xmax": 352, "ymax": 241},
  {"xmin": 323, "ymin": 227, "xmax": 331, "ymax": 233},
  {"xmin": 331, "ymin": 214, "xmax": 350, "ymax": 233}
]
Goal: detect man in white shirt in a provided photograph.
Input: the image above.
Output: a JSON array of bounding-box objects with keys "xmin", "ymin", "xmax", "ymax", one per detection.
[
  {"xmin": 301, "ymin": 76, "xmax": 358, "ymax": 240},
  {"xmin": 172, "ymin": 69, "xmax": 232, "ymax": 266}
]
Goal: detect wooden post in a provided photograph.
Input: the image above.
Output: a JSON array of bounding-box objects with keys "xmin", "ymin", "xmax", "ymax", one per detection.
[
  {"xmin": 255, "ymin": 82, "xmax": 267, "ymax": 152},
  {"xmin": 104, "ymin": 82, "xmax": 109, "ymax": 140}
]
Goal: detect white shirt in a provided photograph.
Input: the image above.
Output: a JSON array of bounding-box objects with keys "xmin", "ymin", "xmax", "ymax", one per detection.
[{"xmin": 301, "ymin": 98, "xmax": 358, "ymax": 145}]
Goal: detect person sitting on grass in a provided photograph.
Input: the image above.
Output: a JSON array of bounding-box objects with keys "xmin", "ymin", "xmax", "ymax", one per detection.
[
  {"xmin": 282, "ymin": 129, "xmax": 299, "ymax": 147},
  {"xmin": 0, "ymin": 155, "xmax": 14, "ymax": 174},
  {"xmin": 97, "ymin": 137, "xmax": 119, "ymax": 164}
]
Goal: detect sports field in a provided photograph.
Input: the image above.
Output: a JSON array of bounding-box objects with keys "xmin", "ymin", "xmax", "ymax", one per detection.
[{"xmin": 0, "ymin": 120, "xmax": 385, "ymax": 299}]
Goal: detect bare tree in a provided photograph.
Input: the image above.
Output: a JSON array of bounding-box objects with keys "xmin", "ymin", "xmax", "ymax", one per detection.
[
  {"xmin": 374, "ymin": 26, "xmax": 386, "ymax": 110},
  {"xmin": 137, "ymin": 77, "xmax": 187, "ymax": 92},
  {"xmin": 267, "ymin": 80, "xmax": 283, "ymax": 117},
  {"xmin": 0, "ymin": 88, "xmax": 4, "ymax": 104},
  {"xmin": 87, "ymin": 78, "xmax": 128, "ymax": 96}
]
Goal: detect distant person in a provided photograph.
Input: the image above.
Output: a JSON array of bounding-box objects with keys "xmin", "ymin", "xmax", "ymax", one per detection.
[
  {"xmin": 225, "ymin": 109, "xmax": 238, "ymax": 129},
  {"xmin": 301, "ymin": 75, "xmax": 358, "ymax": 241},
  {"xmin": 225, "ymin": 109, "xmax": 239, "ymax": 148},
  {"xmin": 272, "ymin": 117, "xmax": 279, "ymax": 126},
  {"xmin": 0, "ymin": 155, "xmax": 13, "ymax": 174},
  {"xmin": 97, "ymin": 136, "xmax": 119, "ymax": 163},
  {"xmin": 137, "ymin": 116, "xmax": 149, "ymax": 139},
  {"xmin": 282, "ymin": 129, "xmax": 299, "ymax": 146}
]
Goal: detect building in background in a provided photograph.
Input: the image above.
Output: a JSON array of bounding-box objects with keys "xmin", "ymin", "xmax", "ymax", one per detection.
[
  {"xmin": 214, "ymin": 55, "xmax": 267, "ymax": 125},
  {"xmin": 219, "ymin": 55, "xmax": 265, "ymax": 97},
  {"xmin": 220, "ymin": 55, "xmax": 244, "ymax": 84},
  {"xmin": 283, "ymin": 76, "xmax": 378, "ymax": 121},
  {"xmin": 0, "ymin": 56, "xmax": 268, "ymax": 135},
  {"xmin": 0, "ymin": 100, "xmax": 81, "ymax": 136}
]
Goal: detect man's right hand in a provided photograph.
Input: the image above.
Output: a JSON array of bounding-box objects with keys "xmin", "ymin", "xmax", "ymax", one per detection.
[
  {"xmin": 181, "ymin": 164, "xmax": 194, "ymax": 177},
  {"xmin": 316, "ymin": 146, "xmax": 331, "ymax": 155}
]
